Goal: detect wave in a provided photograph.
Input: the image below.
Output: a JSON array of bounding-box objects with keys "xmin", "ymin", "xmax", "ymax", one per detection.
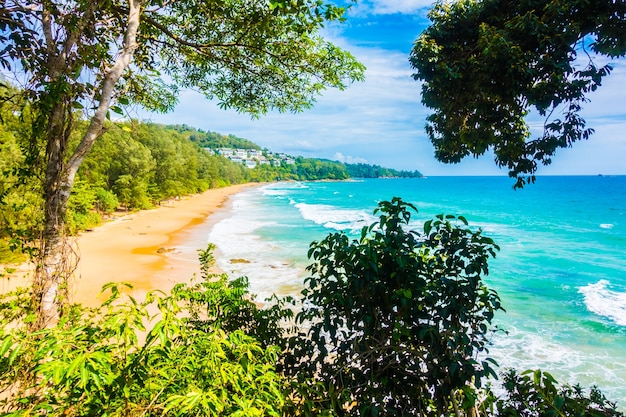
[
  {"xmin": 600, "ymin": 223, "xmax": 614, "ymax": 229},
  {"xmin": 294, "ymin": 202, "xmax": 376, "ymax": 232},
  {"xmin": 578, "ymin": 280, "xmax": 626, "ymax": 326},
  {"xmin": 487, "ymin": 323, "xmax": 626, "ymax": 402},
  {"xmin": 260, "ymin": 182, "xmax": 309, "ymax": 197}
]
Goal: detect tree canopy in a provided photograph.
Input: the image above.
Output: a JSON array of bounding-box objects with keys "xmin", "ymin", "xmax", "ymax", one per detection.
[
  {"xmin": 410, "ymin": 0, "xmax": 625, "ymax": 187},
  {"xmin": 0, "ymin": 0, "xmax": 364, "ymax": 326},
  {"xmin": 285, "ymin": 199, "xmax": 503, "ymax": 415}
]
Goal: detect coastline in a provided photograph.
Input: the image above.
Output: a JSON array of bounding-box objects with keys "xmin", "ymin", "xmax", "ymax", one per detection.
[{"xmin": 71, "ymin": 183, "xmax": 260, "ymax": 307}]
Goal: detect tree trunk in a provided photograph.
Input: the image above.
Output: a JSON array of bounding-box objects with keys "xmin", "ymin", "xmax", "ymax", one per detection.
[
  {"xmin": 31, "ymin": 0, "xmax": 143, "ymax": 329},
  {"xmin": 32, "ymin": 167, "xmax": 76, "ymax": 328},
  {"xmin": 30, "ymin": 81, "xmax": 76, "ymax": 328}
]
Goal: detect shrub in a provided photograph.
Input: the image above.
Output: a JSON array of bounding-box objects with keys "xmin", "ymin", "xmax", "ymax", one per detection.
[
  {"xmin": 284, "ymin": 198, "xmax": 502, "ymax": 416},
  {"xmin": 0, "ymin": 246, "xmax": 289, "ymax": 416}
]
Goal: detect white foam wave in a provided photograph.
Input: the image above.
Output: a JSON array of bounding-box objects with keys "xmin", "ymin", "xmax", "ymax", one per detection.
[
  {"xmin": 294, "ymin": 203, "xmax": 376, "ymax": 231},
  {"xmin": 209, "ymin": 217, "xmax": 277, "ymax": 254},
  {"xmin": 260, "ymin": 182, "xmax": 308, "ymax": 196},
  {"xmin": 486, "ymin": 325, "xmax": 626, "ymax": 402},
  {"xmin": 261, "ymin": 188, "xmax": 288, "ymax": 196},
  {"xmin": 208, "ymin": 216, "xmax": 305, "ymax": 300},
  {"xmin": 489, "ymin": 326, "xmax": 584, "ymax": 372},
  {"xmin": 600, "ymin": 223, "xmax": 614, "ymax": 229},
  {"xmin": 578, "ymin": 280, "xmax": 626, "ymax": 326}
]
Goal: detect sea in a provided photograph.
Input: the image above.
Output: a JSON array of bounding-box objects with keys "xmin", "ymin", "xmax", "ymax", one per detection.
[{"xmin": 203, "ymin": 176, "xmax": 626, "ymax": 404}]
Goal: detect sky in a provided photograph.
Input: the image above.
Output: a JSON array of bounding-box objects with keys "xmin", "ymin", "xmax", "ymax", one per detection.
[{"xmin": 140, "ymin": 0, "xmax": 626, "ymax": 177}]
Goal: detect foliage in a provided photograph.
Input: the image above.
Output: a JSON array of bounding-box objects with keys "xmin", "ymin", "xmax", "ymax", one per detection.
[
  {"xmin": 94, "ymin": 187, "xmax": 119, "ymax": 214},
  {"xmin": 0, "ymin": 246, "xmax": 290, "ymax": 416},
  {"xmin": 284, "ymin": 197, "xmax": 503, "ymax": 416},
  {"xmin": 0, "ymin": 85, "xmax": 43, "ymax": 259},
  {"xmin": 345, "ymin": 162, "xmax": 423, "ymax": 178},
  {"xmin": 290, "ymin": 157, "xmax": 350, "ymax": 181},
  {"xmin": 66, "ymin": 180, "xmax": 101, "ymax": 233},
  {"xmin": 1, "ymin": 0, "xmax": 365, "ymax": 326},
  {"xmin": 410, "ymin": 0, "xmax": 626, "ymax": 187},
  {"xmin": 496, "ymin": 369, "xmax": 624, "ymax": 417},
  {"xmin": 182, "ymin": 126, "xmax": 263, "ymax": 151}
]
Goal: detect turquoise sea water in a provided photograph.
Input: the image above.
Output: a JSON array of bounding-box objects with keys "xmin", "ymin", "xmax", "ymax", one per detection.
[{"xmin": 206, "ymin": 176, "xmax": 626, "ymax": 404}]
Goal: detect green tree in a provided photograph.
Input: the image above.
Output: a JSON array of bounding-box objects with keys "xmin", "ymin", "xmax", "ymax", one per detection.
[
  {"xmin": 0, "ymin": 87, "xmax": 43, "ymax": 262},
  {"xmin": 285, "ymin": 198, "xmax": 502, "ymax": 416},
  {"xmin": 410, "ymin": 0, "xmax": 625, "ymax": 187},
  {"xmin": 1, "ymin": 0, "xmax": 364, "ymax": 326}
]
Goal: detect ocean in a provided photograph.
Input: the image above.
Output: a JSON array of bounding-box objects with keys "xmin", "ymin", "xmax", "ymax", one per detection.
[{"xmin": 205, "ymin": 176, "xmax": 626, "ymax": 404}]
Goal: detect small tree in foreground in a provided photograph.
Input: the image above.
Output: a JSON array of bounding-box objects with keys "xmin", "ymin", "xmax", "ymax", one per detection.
[{"xmin": 284, "ymin": 198, "xmax": 503, "ymax": 416}]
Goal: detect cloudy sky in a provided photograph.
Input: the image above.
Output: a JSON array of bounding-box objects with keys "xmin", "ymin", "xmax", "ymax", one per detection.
[{"xmin": 142, "ymin": 0, "xmax": 626, "ymax": 176}]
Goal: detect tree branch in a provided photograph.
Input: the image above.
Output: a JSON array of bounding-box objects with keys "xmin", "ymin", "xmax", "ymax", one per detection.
[{"xmin": 67, "ymin": 0, "xmax": 143, "ymax": 175}]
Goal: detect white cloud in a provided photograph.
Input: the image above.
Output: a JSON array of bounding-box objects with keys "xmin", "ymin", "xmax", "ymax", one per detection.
[{"xmin": 351, "ymin": 0, "xmax": 436, "ymax": 16}]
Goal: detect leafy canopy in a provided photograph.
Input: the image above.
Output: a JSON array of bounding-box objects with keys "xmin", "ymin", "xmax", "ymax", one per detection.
[
  {"xmin": 410, "ymin": 0, "xmax": 626, "ymax": 187},
  {"xmin": 1, "ymin": 0, "xmax": 365, "ymax": 117},
  {"xmin": 284, "ymin": 198, "xmax": 503, "ymax": 416}
]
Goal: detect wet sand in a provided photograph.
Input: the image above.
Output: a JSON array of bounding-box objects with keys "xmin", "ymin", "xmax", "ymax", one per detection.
[{"xmin": 72, "ymin": 183, "xmax": 259, "ymax": 307}]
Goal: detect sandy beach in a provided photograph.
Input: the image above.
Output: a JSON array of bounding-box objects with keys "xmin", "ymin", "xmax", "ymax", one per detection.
[{"xmin": 71, "ymin": 183, "xmax": 259, "ymax": 307}]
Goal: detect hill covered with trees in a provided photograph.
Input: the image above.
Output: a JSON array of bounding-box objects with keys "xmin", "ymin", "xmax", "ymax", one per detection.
[
  {"xmin": 0, "ymin": 108, "xmax": 421, "ymax": 263},
  {"xmin": 345, "ymin": 163, "xmax": 423, "ymax": 178}
]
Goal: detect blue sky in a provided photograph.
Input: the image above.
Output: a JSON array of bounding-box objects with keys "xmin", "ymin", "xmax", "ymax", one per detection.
[{"xmin": 143, "ymin": 0, "xmax": 626, "ymax": 176}]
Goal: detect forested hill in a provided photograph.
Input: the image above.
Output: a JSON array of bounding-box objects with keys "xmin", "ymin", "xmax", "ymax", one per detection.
[
  {"xmin": 166, "ymin": 124, "xmax": 262, "ymax": 150},
  {"xmin": 0, "ymin": 115, "xmax": 422, "ymax": 259},
  {"xmin": 345, "ymin": 163, "xmax": 423, "ymax": 179},
  {"xmin": 163, "ymin": 124, "xmax": 423, "ymax": 179}
]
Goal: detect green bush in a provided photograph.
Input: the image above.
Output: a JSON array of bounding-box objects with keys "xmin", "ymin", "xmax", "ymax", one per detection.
[
  {"xmin": 284, "ymin": 198, "xmax": 503, "ymax": 416},
  {"xmin": 94, "ymin": 187, "xmax": 119, "ymax": 214},
  {"xmin": 0, "ymin": 246, "xmax": 289, "ymax": 416}
]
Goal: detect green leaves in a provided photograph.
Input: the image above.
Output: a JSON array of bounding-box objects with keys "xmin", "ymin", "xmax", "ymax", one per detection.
[
  {"xmin": 286, "ymin": 198, "xmax": 503, "ymax": 416},
  {"xmin": 410, "ymin": 0, "xmax": 626, "ymax": 188},
  {"xmin": 497, "ymin": 369, "xmax": 624, "ymax": 417},
  {"xmin": 0, "ymin": 245, "xmax": 288, "ymax": 416}
]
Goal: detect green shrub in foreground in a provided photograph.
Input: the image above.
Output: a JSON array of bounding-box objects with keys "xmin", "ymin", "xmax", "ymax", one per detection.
[{"xmin": 0, "ymin": 246, "xmax": 289, "ymax": 416}]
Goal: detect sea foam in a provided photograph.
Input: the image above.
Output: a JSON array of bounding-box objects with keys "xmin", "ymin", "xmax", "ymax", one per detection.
[
  {"xmin": 294, "ymin": 202, "xmax": 376, "ymax": 232},
  {"xmin": 578, "ymin": 280, "xmax": 626, "ymax": 326}
]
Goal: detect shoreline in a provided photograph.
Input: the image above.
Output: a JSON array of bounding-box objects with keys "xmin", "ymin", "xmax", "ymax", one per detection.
[{"xmin": 73, "ymin": 182, "xmax": 261, "ymax": 307}]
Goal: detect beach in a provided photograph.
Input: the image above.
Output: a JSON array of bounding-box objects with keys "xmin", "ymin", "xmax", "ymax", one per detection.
[{"xmin": 72, "ymin": 183, "xmax": 259, "ymax": 307}]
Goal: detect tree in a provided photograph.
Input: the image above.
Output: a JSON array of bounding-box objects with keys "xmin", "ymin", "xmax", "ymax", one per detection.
[
  {"xmin": 410, "ymin": 0, "xmax": 626, "ymax": 188},
  {"xmin": 0, "ymin": 0, "xmax": 364, "ymax": 326},
  {"xmin": 284, "ymin": 198, "xmax": 502, "ymax": 416}
]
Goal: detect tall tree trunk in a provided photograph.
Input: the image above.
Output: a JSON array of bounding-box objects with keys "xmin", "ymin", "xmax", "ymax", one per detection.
[
  {"xmin": 31, "ymin": 90, "xmax": 76, "ymax": 328},
  {"xmin": 31, "ymin": 0, "xmax": 143, "ymax": 329}
]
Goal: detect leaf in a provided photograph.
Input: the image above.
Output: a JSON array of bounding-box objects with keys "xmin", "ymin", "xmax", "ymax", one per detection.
[
  {"xmin": 554, "ymin": 395, "xmax": 565, "ymax": 410},
  {"xmin": 0, "ymin": 336, "xmax": 13, "ymax": 357}
]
